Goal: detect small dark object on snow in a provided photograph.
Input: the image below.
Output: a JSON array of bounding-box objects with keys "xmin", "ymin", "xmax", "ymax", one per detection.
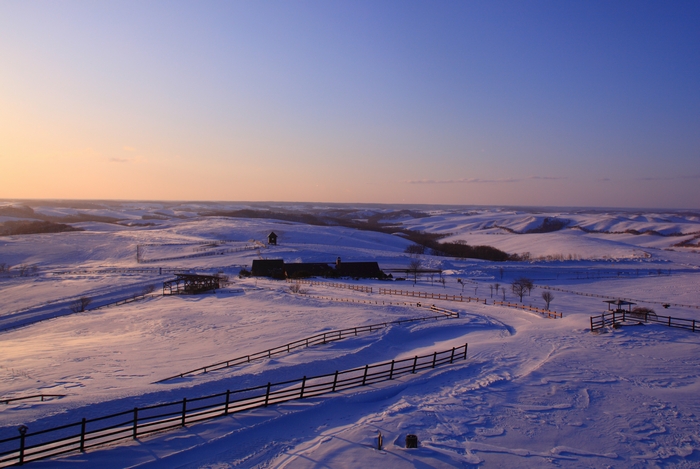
[
  {"xmin": 663, "ymin": 304, "xmax": 670, "ymax": 309},
  {"xmin": 405, "ymin": 434, "xmax": 418, "ymax": 448}
]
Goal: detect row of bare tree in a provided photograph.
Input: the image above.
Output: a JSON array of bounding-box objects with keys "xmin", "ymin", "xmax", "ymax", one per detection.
[{"xmin": 0, "ymin": 263, "xmax": 38, "ymax": 276}]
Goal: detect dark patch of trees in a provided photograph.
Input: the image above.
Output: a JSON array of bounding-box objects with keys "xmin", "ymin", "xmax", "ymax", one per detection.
[
  {"xmin": 525, "ymin": 218, "xmax": 569, "ymax": 234},
  {"xmin": 0, "ymin": 221, "xmax": 84, "ymax": 236},
  {"xmin": 432, "ymin": 242, "xmax": 511, "ymax": 262}
]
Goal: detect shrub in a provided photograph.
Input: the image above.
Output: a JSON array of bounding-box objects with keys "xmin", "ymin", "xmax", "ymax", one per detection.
[{"xmin": 238, "ymin": 268, "xmax": 251, "ymax": 278}]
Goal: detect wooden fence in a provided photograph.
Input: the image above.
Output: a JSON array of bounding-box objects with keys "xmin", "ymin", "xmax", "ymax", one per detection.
[
  {"xmin": 287, "ymin": 279, "xmax": 373, "ymax": 293},
  {"xmin": 0, "ymin": 344, "xmax": 467, "ymax": 468},
  {"xmin": 1, "ymin": 395, "xmax": 64, "ymax": 405},
  {"xmin": 539, "ymin": 286, "xmax": 700, "ymax": 311},
  {"xmin": 493, "ymin": 301, "xmax": 562, "ymax": 319},
  {"xmin": 379, "ymin": 288, "xmax": 487, "ymax": 304},
  {"xmin": 155, "ymin": 306, "xmax": 459, "ymax": 383},
  {"xmin": 139, "ymin": 245, "xmax": 258, "ymax": 264},
  {"xmin": 590, "ymin": 311, "xmax": 700, "ymax": 332}
]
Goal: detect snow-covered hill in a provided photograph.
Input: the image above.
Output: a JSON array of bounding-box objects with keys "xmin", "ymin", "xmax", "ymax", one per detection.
[{"xmin": 1, "ymin": 201, "xmax": 699, "ymax": 468}]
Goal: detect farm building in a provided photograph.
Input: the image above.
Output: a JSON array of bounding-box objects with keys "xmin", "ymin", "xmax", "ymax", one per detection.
[{"xmin": 251, "ymin": 257, "xmax": 385, "ymax": 279}]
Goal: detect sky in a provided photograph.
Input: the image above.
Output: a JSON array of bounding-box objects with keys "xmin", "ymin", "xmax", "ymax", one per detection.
[{"xmin": 1, "ymin": 1, "xmax": 699, "ymax": 209}]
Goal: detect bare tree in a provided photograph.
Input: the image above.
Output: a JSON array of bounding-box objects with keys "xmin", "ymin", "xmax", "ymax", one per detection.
[
  {"xmin": 511, "ymin": 280, "xmax": 526, "ymax": 302},
  {"xmin": 489, "ymin": 284, "xmax": 494, "ymax": 298},
  {"xmin": 70, "ymin": 297, "xmax": 92, "ymax": 313},
  {"xmin": 493, "ymin": 283, "xmax": 500, "ymax": 299},
  {"xmin": 542, "ymin": 291, "xmax": 554, "ymax": 310},
  {"xmin": 457, "ymin": 278, "xmax": 465, "ymax": 292},
  {"xmin": 501, "ymin": 287, "xmax": 506, "ymax": 301},
  {"xmin": 408, "ymin": 259, "xmax": 422, "ymax": 285}
]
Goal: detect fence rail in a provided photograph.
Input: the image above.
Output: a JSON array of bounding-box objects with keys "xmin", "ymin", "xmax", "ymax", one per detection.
[
  {"xmin": 590, "ymin": 311, "xmax": 699, "ymax": 332},
  {"xmin": 0, "ymin": 344, "xmax": 468, "ymax": 468},
  {"xmin": 287, "ymin": 279, "xmax": 373, "ymax": 293},
  {"xmin": 493, "ymin": 301, "xmax": 562, "ymax": 319},
  {"xmin": 378, "ymin": 288, "xmax": 487, "ymax": 304},
  {"xmin": 155, "ymin": 306, "xmax": 459, "ymax": 383},
  {"xmin": 89, "ymin": 293, "xmax": 159, "ymax": 311},
  {"xmin": 1, "ymin": 395, "xmax": 65, "ymax": 405}
]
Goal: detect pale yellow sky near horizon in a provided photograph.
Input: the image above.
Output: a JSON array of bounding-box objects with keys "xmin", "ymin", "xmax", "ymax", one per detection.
[{"xmin": 1, "ymin": 2, "xmax": 698, "ymax": 209}]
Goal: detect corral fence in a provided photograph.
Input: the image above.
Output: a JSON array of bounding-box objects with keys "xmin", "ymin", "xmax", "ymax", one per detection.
[
  {"xmin": 287, "ymin": 278, "xmax": 373, "ymax": 293},
  {"xmin": 156, "ymin": 305, "xmax": 459, "ymax": 383},
  {"xmin": 0, "ymin": 344, "xmax": 468, "ymax": 468},
  {"xmin": 379, "ymin": 288, "xmax": 487, "ymax": 304},
  {"xmin": 493, "ymin": 301, "xmax": 563, "ymax": 319},
  {"xmin": 590, "ymin": 311, "xmax": 700, "ymax": 332}
]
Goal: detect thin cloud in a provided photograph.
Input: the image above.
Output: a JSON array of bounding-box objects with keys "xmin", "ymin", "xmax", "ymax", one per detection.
[
  {"xmin": 407, "ymin": 176, "xmax": 566, "ymax": 184},
  {"xmin": 109, "ymin": 157, "xmax": 129, "ymax": 163},
  {"xmin": 636, "ymin": 174, "xmax": 700, "ymax": 181}
]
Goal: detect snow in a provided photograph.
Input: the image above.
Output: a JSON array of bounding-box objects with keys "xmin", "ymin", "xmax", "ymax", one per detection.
[{"xmin": 1, "ymin": 202, "xmax": 700, "ymax": 468}]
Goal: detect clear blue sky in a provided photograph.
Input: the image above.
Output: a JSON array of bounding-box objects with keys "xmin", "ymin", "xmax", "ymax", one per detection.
[{"xmin": 1, "ymin": 1, "xmax": 698, "ymax": 208}]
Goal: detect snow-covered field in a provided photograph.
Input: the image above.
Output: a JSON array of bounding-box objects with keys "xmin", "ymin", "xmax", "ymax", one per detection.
[{"xmin": 1, "ymin": 201, "xmax": 700, "ymax": 468}]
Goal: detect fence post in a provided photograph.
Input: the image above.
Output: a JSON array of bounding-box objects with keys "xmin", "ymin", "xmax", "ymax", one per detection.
[
  {"xmin": 450, "ymin": 347, "xmax": 455, "ymax": 364},
  {"xmin": 694, "ymin": 320, "xmax": 696, "ymax": 332},
  {"xmin": 412, "ymin": 356, "xmax": 418, "ymax": 373},
  {"xmin": 300, "ymin": 376, "xmax": 306, "ymax": 399},
  {"xmin": 224, "ymin": 390, "xmax": 230, "ymax": 415},
  {"xmin": 181, "ymin": 398, "xmax": 187, "ymax": 426},
  {"xmin": 18, "ymin": 425, "xmax": 27, "ymax": 466},
  {"xmin": 463, "ymin": 343, "xmax": 468, "ymax": 359},
  {"xmin": 78, "ymin": 417, "xmax": 87, "ymax": 451},
  {"xmin": 332, "ymin": 371, "xmax": 338, "ymax": 392},
  {"xmin": 264, "ymin": 382, "xmax": 271, "ymax": 407},
  {"xmin": 432, "ymin": 351, "xmax": 437, "ymax": 368},
  {"xmin": 389, "ymin": 360, "xmax": 395, "ymax": 379},
  {"xmin": 132, "ymin": 408, "xmax": 138, "ymax": 440},
  {"xmin": 362, "ymin": 365, "xmax": 369, "ymax": 385}
]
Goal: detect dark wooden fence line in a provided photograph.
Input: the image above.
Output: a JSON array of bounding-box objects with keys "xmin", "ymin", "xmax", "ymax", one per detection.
[
  {"xmin": 378, "ymin": 288, "xmax": 488, "ymax": 304},
  {"xmin": 0, "ymin": 395, "xmax": 65, "ymax": 405},
  {"xmin": 51, "ymin": 268, "xmax": 188, "ymax": 276},
  {"xmin": 0, "ymin": 344, "xmax": 468, "ymax": 468},
  {"xmin": 139, "ymin": 245, "xmax": 258, "ymax": 264},
  {"xmin": 493, "ymin": 301, "xmax": 563, "ymax": 319},
  {"xmin": 540, "ymin": 286, "xmax": 700, "ymax": 311},
  {"xmin": 155, "ymin": 306, "xmax": 459, "ymax": 383},
  {"xmin": 286, "ymin": 279, "xmax": 373, "ymax": 293},
  {"xmin": 590, "ymin": 311, "xmax": 699, "ymax": 332},
  {"xmin": 89, "ymin": 293, "xmax": 159, "ymax": 312}
]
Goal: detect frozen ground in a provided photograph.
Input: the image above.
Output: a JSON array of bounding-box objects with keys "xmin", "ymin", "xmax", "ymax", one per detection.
[{"xmin": 1, "ymin": 201, "xmax": 699, "ymax": 468}]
